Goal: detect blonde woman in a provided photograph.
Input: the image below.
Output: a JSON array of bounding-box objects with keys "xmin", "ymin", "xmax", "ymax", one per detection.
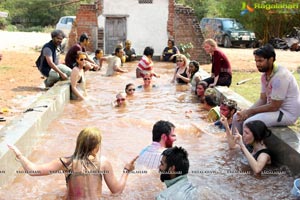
[
  {"xmin": 171, "ymin": 54, "xmax": 190, "ymax": 84},
  {"xmin": 202, "ymin": 38, "xmax": 232, "ymax": 87},
  {"xmin": 8, "ymin": 127, "xmax": 138, "ymax": 199}
]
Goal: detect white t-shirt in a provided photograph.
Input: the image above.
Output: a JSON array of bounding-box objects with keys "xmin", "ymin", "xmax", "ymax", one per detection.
[{"xmin": 261, "ymin": 64, "xmax": 300, "ymax": 119}]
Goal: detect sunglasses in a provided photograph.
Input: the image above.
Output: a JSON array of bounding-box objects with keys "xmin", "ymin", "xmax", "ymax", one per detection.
[
  {"xmin": 176, "ymin": 60, "xmax": 183, "ymax": 62},
  {"xmin": 117, "ymin": 98, "xmax": 125, "ymax": 102},
  {"xmin": 79, "ymin": 58, "xmax": 87, "ymax": 61},
  {"xmin": 143, "ymin": 78, "xmax": 151, "ymax": 80},
  {"xmin": 127, "ymin": 88, "xmax": 135, "ymax": 92}
]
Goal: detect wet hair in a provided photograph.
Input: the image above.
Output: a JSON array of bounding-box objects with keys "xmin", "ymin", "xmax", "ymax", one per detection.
[
  {"xmin": 253, "ymin": 43, "xmax": 276, "ymax": 61},
  {"xmin": 95, "ymin": 49, "xmax": 103, "ymax": 55},
  {"xmin": 152, "ymin": 120, "xmax": 175, "ymax": 142},
  {"xmin": 162, "ymin": 146, "xmax": 189, "ymax": 177},
  {"xmin": 245, "ymin": 120, "xmax": 272, "ymax": 143},
  {"xmin": 79, "ymin": 33, "xmax": 89, "ymax": 42},
  {"xmin": 195, "ymin": 81, "xmax": 208, "ymax": 95},
  {"xmin": 168, "ymin": 39, "xmax": 175, "ymax": 46},
  {"xmin": 125, "ymin": 83, "xmax": 134, "ymax": 91},
  {"xmin": 51, "ymin": 29, "xmax": 65, "ymax": 39},
  {"xmin": 143, "ymin": 46, "xmax": 154, "ymax": 57},
  {"xmin": 204, "ymin": 95, "xmax": 218, "ymax": 107},
  {"xmin": 189, "ymin": 60, "xmax": 200, "ymax": 79},
  {"xmin": 115, "ymin": 47, "xmax": 123, "ymax": 55},
  {"xmin": 72, "ymin": 127, "xmax": 102, "ymax": 159},
  {"xmin": 204, "ymin": 38, "xmax": 217, "ymax": 48}
]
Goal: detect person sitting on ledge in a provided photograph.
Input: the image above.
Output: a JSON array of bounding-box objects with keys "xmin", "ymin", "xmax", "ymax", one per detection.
[
  {"xmin": 160, "ymin": 39, "xmax": 180, "ymax": 63},
  {"xmin": 8, "ymin": 127, "xmax": 138, "ymax": 199},
  {"xmin": 231, "ymin": 44, "xmax": 300, "ymax": 135},
  {"xmin": 35, "ymin": 29, "xmax": 72, "ymax": 88},
  {"xmin": 123, "ymin": 40, "xmax": 137, "ymax": 62}
]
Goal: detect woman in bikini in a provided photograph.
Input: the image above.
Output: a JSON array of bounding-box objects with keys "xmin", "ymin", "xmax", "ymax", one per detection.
[
  {"xmin": 8, "ymin": 127, "xmax": 138, "ymax": 199},
  {"xmin": 220, "ymin": 118, "xmax": 271, "ymax": 175}
]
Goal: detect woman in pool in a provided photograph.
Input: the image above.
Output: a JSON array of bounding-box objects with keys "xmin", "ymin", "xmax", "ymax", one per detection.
[
  {"xmin": 8, "ymin": 127, "xmax": 138, "ymax": 199},
  {"xmin": 70, "ymin": 51, "xmax": 88, "ymax": 100},
  {"xmin": 125, "ymin": 83, "xmax": 136, "ymax": 97},
  {"xmin": 220, "ymin": 118, "xmax": 271, "ymax": 175},
  {"xmin": 189, "ymin": 60, "xmax": 202, "ymax": 91},
  {"xmin": 171, "ymin": 54, "xmax": 190, "ymax": 84},
  {"xmin": 114, "ymin": 92, "xmax": 127, "ymax": 107}
]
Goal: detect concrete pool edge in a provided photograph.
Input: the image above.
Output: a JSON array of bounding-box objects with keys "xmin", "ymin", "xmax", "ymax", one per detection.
[{"xmin": 0, "ymin": 81, "xmax": 70, "ymax": 187}]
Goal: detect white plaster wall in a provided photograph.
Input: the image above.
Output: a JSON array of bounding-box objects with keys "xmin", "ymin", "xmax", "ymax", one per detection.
[{"xmin": 98, "ymin": 0, "xmax": 169, "ymax": 56}]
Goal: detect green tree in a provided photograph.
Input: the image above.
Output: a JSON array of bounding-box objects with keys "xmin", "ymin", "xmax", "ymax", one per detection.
[
  {"xmin": 0, "ymin": 0, "xmax": 84, "ymax": 28},
  {"xmin": 177, "ymin": 0, "xmax": 300, "ymax": 43}
]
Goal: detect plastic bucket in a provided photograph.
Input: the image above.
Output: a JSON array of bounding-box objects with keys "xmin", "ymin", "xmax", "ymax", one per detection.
[{"xmin": 291, "ymin": 178, "xmax": 300, "ymax": 197}]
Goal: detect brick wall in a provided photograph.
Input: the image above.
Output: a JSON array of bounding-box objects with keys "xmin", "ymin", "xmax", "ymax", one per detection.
[
  {"xmin": 68, "ymin": 3, "xmax": 99, "ymax": 52},
  {"xmin": 71, "ymin": 0, "xmax": 211, "ymax": 65},
  {"xmin": 173, "ymin": 4, "xmax": 211, "ymax": 64}
]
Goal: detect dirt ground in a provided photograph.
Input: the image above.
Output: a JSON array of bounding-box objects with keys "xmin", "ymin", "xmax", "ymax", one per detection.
[{"xmin": 0, "ymin": 31, "xmax": 299, "ymax": 127}]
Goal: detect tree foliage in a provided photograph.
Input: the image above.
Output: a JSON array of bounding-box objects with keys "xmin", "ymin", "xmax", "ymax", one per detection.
[
  {"xmin": 176, "ymin": 0, "xmax": 300, "ymax": 43},
  {"xmin": 0, "ymin": 0, "xmax": 87, "ymax": 28}
]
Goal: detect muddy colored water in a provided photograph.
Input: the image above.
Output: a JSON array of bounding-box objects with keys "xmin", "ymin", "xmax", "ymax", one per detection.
[{"xmin": 0, "ymin": 62, "xmax": 295, "ymax": 199}]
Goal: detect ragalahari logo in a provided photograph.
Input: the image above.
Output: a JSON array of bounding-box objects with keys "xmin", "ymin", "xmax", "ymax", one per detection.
[{"xmin": 241, "ymin": 2, "xmax": 255, "ymax": 15}]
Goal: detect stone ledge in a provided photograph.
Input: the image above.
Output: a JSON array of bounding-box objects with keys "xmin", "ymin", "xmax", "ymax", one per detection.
[
  {"xmin": 0, "ymin": 81, "xmax": 70, "ymax": 187},
  {"xmin": 198, "ymin": 69, "xmax": 300, "ymax": 176}
]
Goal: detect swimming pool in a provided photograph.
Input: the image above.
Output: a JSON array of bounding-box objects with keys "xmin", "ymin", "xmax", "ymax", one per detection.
[{"xmin": 0, "ymin": 62, "xmax": 295, "ymax": 199}]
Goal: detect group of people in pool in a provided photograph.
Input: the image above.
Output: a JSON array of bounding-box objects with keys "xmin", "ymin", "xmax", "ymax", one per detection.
[
  {"xmin": 64, "ymin": 37, "xmax": 275, "ymax": 179},
  {"xmin": 11, "ymin": 34, "xmax": 299, "ymax": 199}
]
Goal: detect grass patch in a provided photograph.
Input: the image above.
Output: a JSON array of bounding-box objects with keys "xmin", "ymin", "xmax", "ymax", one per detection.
[
  {"xmin": 231, "ymin": 70, "xmax": 300, "ymax": 129},
  {"xmin": 0, "ymin": 66, "xmax": 12, "ymax": 71}
]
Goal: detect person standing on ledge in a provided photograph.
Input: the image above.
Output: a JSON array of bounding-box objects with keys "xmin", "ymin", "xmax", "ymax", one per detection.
[
  {"xmin": 202, "ymin": 38, "xmax": 232, "ymax": 87},
  {"xmin": 231, "ymin": 44, "xmax": 300, "ymax": 134}
]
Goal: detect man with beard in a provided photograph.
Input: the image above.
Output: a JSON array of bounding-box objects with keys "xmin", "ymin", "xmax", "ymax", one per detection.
[
  {"xmin": 157, "ymin": 146, "xmax": 197, "ymax": 200},
  {"xmin": 36, "ymin": 30, "xmax": 72, "ymax": 87},
  {"xmin": 136, "ymin": 120, "xmax": 176, "ymax": 169},
  {"xmin": 232, "ymin": 44, "xmax": 300, "ymax": 134}
]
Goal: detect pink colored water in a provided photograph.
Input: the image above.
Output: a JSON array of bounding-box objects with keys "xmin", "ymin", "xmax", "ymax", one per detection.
[{"xmin": 0, "ymin": 62, "xmax": 294, "ymax": 199}]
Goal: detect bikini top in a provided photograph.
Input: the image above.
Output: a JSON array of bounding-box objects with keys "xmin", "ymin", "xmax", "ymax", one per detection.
[
  {"xmin": 253, "ymin": 149, "xmax": 271, "ymax": 161},
  {"xmin": 176, "ymin": 67, "xmax": 188, "ymax": 84}
]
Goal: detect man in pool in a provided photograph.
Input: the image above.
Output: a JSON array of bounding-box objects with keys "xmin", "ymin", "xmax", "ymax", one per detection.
[
  {"xmin": 157, "ymin": 146, "xmax": 198, "ymax": 200},
  {"xmin": 106, "ymin": 47, "xmax": 128, "ymax": 76},
  {"xmin": 136, "ymin": 120, "xmax": 176, "ymax": 169}
]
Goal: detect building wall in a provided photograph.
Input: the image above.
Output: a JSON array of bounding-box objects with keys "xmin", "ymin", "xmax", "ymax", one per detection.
[
  {"xmin": 174, "ymin": 4, "xmax": 211, "ymax": 64},
  {"xmin": 71, "ymin": 0, "xmax": 211, "ymax": 64},
  {"xmin": 98, "ymin": 0, "xmax": 169, "ymax": 55}
]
